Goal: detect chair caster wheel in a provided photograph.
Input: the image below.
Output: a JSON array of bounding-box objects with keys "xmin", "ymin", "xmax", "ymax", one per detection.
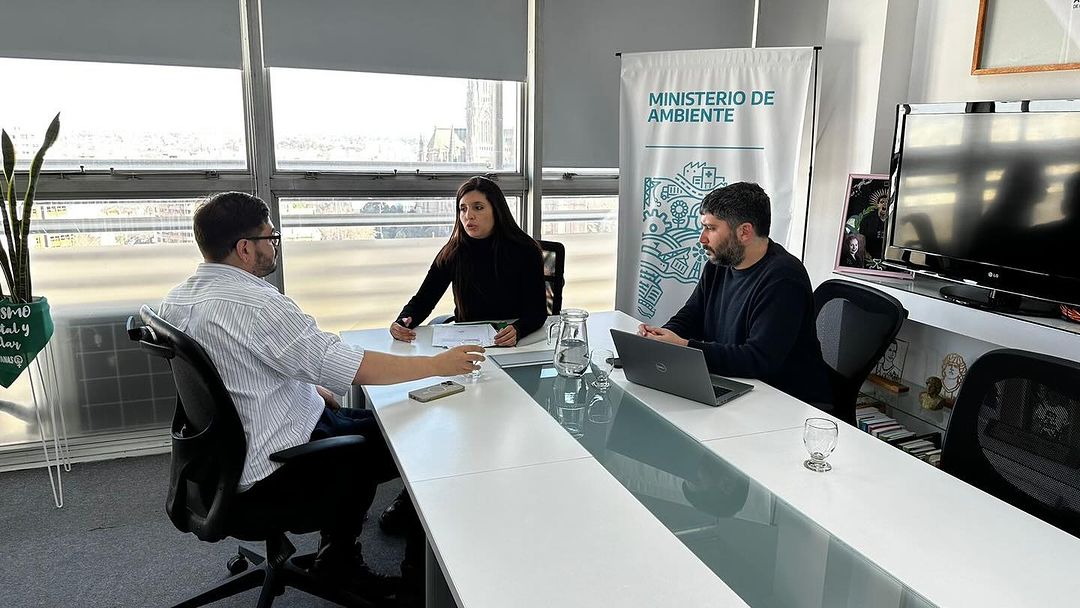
[{"xmin": 227, "ymin": 554, "xmax": 249, "ymax": 575}]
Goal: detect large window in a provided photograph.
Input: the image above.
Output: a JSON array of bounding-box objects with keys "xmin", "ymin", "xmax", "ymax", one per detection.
[
  {"xmin": 0, "ymin": 7, "xmax": 542, "ymax": 459},
  {"xmin": 31, "ymin": 199, "xmax": 205, "ymax": 311},
  {"xmin": 280, "ymin": 196, "xmax": 521, "ymax": 334},
  {"xmin": 270, "ymin": 69, "xmax": 520, "ymax": 172},
  {"xmin": 0, "ymin": 198, "xmax": 204, "ymax": 446},
  {"xmin": 541, "ymin": 196, "xmax": 619, "ymax": 312},
  {"xmin": 0, "ymin": 58, "xmax": 246, "ymax": 171}
]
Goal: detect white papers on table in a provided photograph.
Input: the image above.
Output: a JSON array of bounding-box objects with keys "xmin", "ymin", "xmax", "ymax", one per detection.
[{"xmin": 431, "ymin": 324, "xmax": 498, "ymax": 348}]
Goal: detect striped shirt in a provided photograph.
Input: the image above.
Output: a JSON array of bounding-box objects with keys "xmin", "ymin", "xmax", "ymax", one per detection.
[{"xmin": 159, "ymin": 263, "xmax": 365, "ymax": 491}]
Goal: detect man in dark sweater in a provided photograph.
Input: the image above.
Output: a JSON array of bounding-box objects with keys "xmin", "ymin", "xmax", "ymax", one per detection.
[{"xmin": 638, "ymin": 182, "xmax": 833, "ymax": 407}]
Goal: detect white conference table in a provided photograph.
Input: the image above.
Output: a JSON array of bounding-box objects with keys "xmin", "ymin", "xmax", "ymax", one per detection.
[{"xmin": 342, "ymin": 311, "xmax": 1080, "ymax": 608}]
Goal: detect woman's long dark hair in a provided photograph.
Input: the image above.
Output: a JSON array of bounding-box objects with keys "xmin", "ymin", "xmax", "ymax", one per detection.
[{"xmin": 435, "ymin": 176, "xmax": 540, "ymax": 318}]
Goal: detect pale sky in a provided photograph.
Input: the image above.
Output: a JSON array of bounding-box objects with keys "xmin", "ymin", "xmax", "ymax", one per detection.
[{"xmin": 0, "ymin": 58, "xmax": 517, "ymax": 154}]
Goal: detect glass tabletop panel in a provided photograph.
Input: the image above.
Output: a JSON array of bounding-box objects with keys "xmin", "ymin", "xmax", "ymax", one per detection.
[{"xmin": 502, "ymin": 363, "xmax": 936, "ymax": 608}]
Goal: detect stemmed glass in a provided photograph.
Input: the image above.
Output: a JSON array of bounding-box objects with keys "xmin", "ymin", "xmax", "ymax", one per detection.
[
  {"xmin": 590, "ymin": 349, "xmax": 615, "ymax": 390},
  {"xmin": 803, "ymin": 418, "xmax": 838, "ymax": 472}
]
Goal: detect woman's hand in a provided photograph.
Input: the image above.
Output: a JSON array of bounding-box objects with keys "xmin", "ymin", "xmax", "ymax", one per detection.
[
  {"xmin": 390, "ymin": 317, "xmax": 417, "ymax": 342},
  {"xmin": 493, "ymin": 324, "xmax": 518, "ymax": 346}
]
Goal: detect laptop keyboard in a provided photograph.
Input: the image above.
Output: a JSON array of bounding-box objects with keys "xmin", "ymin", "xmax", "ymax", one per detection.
[{"xmin": 713, "ymin": 385, "xmax": 732, "ymax": 398}]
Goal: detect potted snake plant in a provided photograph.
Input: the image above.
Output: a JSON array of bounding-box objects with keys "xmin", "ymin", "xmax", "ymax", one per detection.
[{"xmin": 0, "ymin": 113, "xmax": 60, "ymax": 388}]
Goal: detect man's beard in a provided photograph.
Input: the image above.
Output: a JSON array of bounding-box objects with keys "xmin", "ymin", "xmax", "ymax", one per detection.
[
  {"xmin": 254, "ymin": 250, "xmax": 278, "ymax": 277},
  {"xmin": 704, "ymin": 237, "xmax": 745, "ymax": 267}
]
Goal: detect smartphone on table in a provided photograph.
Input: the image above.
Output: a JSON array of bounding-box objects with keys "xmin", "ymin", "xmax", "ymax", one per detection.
[{"xmin": 408, "ymin": 380, "xmax": 466, "ymax": 403}]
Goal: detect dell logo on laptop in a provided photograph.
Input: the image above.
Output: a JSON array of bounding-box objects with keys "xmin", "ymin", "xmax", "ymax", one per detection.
[{"xmin": 655, "ymin": 362, "xmax": 668, "ymax": 373}]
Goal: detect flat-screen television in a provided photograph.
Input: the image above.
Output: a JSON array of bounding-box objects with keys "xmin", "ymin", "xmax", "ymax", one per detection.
[{"xmin": 884, "ymin": 100, "xmax": 1080, "ymax": 312}]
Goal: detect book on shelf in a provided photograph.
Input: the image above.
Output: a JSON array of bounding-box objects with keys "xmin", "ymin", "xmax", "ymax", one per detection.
[
  {"xmin": 909, "ymin": 444, "xmax": 937, "ymax": 456},
  {"xmin": 882, "ymin": 429, "xmax": 915, "ymax": 442},
  {"xmin": 898, "ymin": 439, "xmax": 934, "ymax": 452},
  {"xmin": 913, "ymin": 432, "xmax": 942, "ymax": 448},
  {"xmin": 856, "ymin": 408, "xmax": 882, "ymax": 421},
  {"xmin": 872, "ymin": 423, "xmax": 907, "ymax": 438},
  {"xmin": 864, "ymin": 421, "xmax": 898, "ymax": 435},
  {"xmin": 855, "ymin": 412, "xmax": 944, "ymax": 464},
  {"xmin": 859, "ymin": 415, "xmax": 895, "ymax": 432}
]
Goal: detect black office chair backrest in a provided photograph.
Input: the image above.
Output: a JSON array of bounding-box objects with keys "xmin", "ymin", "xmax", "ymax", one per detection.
[
  {"xmin": 537, "ymin": 239, "xmax": 565, "ymax": 315},
  {"xmin": 127, "ymin": 305, "xmax": 246, "ymax": 543},
  {"xmin": 941, "ymin": 349, "xmax": 1080, "ymax": 538},
  {"xmin": 813, "ymin": 279, "xmax": 907, "ymax": 424}
]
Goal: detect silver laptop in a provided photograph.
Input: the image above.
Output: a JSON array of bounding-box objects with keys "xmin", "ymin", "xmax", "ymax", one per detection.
[{"xmin": 610, "ymin": 329, "xmax": 753, "ymax": 407}]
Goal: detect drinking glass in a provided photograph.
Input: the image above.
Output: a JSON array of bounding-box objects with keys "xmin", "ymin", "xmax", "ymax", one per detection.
[
  {"xmin": 803, "ymin": 418, "xmax": 838, "ymax": 472},
  {"xmin": 590, "ymin": 349, "xmax": 615, "ymax": 390},
  {"xmin": 461, "ymin": 338, "xmax": 482, "ymax": 380}
]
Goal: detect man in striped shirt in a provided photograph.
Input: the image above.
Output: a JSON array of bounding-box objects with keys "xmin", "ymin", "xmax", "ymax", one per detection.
[{"xmin": 160, "ymin": 191, "xmax": 481, "ymax": 601}]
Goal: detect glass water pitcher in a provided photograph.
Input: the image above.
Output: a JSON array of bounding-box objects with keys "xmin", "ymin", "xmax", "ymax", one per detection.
[{"xmin": 547, "ymin": 308, "xmax": 590, "ymax": 377}]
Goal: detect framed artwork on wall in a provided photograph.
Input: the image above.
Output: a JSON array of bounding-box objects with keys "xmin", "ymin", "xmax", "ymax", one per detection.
[
  {"xmin": 972, "ymin": 0, "xmax": 1080, "ymax": 75},
  {"xmin": 834, "ymin": 174, "xmax": 911, "ymax": 279}
]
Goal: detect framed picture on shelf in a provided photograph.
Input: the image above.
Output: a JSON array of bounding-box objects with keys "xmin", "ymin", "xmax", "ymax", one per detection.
[
  {"xmin": 971, "ymin": 0, "xmax": 1080, "ymax": 75},
  {"xmin": 871, "ymin": 338, "xmax": 908, "ymax": 385},
  {"xmin": 834, "ymin": 174, "xmax": 912, "ymax": 279}
]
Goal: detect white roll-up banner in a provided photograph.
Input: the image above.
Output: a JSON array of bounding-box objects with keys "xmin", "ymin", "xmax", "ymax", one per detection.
[{"xmin": 616, "ymin": 48, "xmax": 814, "ymax": 323}]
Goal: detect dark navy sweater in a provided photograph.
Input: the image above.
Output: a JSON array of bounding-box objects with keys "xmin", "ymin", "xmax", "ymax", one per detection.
[{"xmin": 663, "ymin": 241, "xmax": 832, "ymax": 405}]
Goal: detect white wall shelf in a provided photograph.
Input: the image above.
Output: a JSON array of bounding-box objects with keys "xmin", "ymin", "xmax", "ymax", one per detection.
[{"xmin": 834, "ymin": 272, "xmax": 1080, "ymax": 362}]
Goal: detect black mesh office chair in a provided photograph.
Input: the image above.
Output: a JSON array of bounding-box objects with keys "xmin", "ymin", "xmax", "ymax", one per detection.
[
  {"xmin": 813, "ymin": 279, "xmax": 908, "ymax": 425},
  {"xmin": 537, "ymin": 239, "xmax": 565, "ymax": 316},
  {"xmin": 941, "ymin": 349, "xmax": 1080, "ymax": 538},
  {"xmin": 126, "ymin": 305, "xmax": 374, "ymax": 608}
]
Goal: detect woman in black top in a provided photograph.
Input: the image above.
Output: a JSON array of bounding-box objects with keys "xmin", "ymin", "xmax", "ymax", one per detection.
[{"xmin": 390, "ymin": 176, "xmax": 547, "ymax": 346}]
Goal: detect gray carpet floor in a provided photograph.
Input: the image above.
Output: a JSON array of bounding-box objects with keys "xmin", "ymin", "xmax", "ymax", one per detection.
[{"xmin": 0, "ymin": 454, "xmax": 406, "ymax": 608}]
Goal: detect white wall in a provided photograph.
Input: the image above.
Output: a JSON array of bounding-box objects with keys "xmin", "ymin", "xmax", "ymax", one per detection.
[
  {"xmin": 754, "ymin": 0, "xmax": 828, "ymax": 48},
  {"xmin": 804, "ymin": 0, "xmax": 919, "ymax": 287},
  {"xmin": 907, "ymin": 0, "xmax": 1080, "ymax": 104}
]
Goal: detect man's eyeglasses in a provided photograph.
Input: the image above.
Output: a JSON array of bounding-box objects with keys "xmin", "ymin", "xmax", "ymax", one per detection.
[{"xmin": 234, "ymin": 230, "xmax": 281, "ymax": 249}]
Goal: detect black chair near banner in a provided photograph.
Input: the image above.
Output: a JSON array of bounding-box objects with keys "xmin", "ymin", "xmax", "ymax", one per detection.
[
  {"xmin": 940, "ymin": 349, "xmax": 1080, "ymax": 539},
  {"xmin": 813, "ymin": 279, "xmax": 908, "ymax": 425},
  {"xmin": 537, "ymin": 239, "xmax": 566, "ymax": 316},
  {"xmin": 126, "ymin": 305, "xmax": 375, "ymax": 608}
]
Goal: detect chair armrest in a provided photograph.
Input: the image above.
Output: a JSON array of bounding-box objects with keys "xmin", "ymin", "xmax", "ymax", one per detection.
[{"xmin": 269, "ymin": 435, "xmax": 366, "ymax": 464}]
